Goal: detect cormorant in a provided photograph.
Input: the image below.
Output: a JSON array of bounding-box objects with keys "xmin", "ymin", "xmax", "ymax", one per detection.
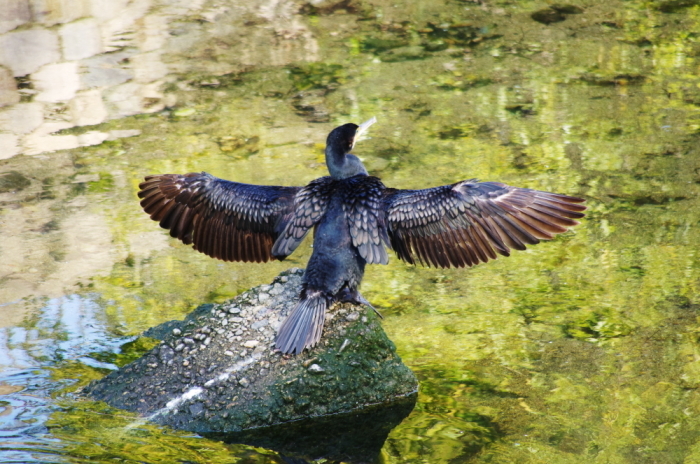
[{"xmin": 137, "ymin": 118, "xmax": 586, "ymax": 354}]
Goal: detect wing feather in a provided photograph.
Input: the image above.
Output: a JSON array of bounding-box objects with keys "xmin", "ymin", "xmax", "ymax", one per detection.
[
  {"xmin": 384, "ymin": 180, "xmax": 586, "ymax": 268},
  {"xmin": 271, "ymin": 177, "xmax": 335, "ymax": 258},
  {"xmin": 341, "ymin": 176, "xmax": 390, "ymax": 265},
  {"xmin": 137, "ymin": 172, "xmax": 300, "ymax": 263}
]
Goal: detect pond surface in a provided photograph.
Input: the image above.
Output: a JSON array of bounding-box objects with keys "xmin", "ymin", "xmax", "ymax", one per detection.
[{"xmin": 2, "ymin": 0, "xmax": 700, "ymax": 462}]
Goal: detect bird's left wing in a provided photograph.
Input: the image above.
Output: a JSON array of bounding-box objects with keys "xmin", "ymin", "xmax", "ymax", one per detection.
[
  {"xmin": 383, "ymin": 180, "xmax": 586, "ymax": 268},
  {"xmin": 271, "ymin": 177, "xmax": 335, "ymax": 258},
  {"xmin": 138, "ymin": 172, "xmax": 301, "ymax": 263}
]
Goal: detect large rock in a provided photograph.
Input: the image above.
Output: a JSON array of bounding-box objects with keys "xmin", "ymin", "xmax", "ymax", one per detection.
[{"xmin": 84, "ymin": 268, "xmax": 418, "ymax": 433}]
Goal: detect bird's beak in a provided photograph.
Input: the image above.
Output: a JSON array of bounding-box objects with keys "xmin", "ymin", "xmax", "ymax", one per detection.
[{"xmin": 353, "ymin": 116, "xmax": 377, "ymax": 148}]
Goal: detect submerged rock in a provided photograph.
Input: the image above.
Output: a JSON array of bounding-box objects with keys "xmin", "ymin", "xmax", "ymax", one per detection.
[{"xmin": 84, "ymin": 268, "xmax": 418, "ymax": 433}]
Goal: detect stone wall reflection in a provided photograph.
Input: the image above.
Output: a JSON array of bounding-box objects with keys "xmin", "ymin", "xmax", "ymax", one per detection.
[{"xmin": 0, "ymin": 0, "xmax": 319, "ymax": 158}]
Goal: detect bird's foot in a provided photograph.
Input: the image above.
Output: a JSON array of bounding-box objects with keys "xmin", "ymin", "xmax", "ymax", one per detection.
[
  {"xmin": 359, "ymin": 295, "xmax": 383, "ymax": 319},
  {"xmin": 339, "ymin": 289, "xmax": 383, "ymax": 319}
]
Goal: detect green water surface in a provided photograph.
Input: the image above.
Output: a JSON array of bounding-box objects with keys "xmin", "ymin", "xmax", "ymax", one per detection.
[{"xmin": 2, "ymin": 0, "xmax": 700, "ymax": 462}]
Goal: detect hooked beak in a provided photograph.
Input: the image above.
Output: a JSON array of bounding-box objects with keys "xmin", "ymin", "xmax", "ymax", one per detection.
[{"xmin": 352, "ymin": 116, "xmax": 377, "ymax": 148}]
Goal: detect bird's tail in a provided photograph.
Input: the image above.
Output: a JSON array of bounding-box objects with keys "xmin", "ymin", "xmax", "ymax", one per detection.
[{"xmin": 275, "ymin": 291, "xmax": 328, "ymax": 355}]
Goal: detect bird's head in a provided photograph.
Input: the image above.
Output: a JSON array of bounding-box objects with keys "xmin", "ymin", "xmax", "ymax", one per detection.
[{"xmin": 325, "ymin": 117, "xmax": 376, "ymax": 179}]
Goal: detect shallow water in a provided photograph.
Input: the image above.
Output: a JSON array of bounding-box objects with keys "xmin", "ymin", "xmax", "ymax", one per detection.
[{"xmin": 2, "ymin": 0, "xmax": 700, "ymax": 462}]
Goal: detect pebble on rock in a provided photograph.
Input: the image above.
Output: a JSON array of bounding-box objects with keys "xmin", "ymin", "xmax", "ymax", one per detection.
[{"xmin": 308, "ymin": 364, "xmax": 325, "ymax": 374}]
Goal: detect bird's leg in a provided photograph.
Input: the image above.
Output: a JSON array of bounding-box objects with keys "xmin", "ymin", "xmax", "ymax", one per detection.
[
  {"xmin": 338, "ymin": 288, "xmax": 383, "ymax": 319},
  {"xmin": 355, "ymin": 293, "xmax": 383, "ymax": 319}
]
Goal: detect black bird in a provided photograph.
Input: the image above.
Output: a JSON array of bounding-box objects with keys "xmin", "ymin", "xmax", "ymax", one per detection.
[{"xmin": 137, "ymin": 118, "xmax": 586, "ymax": 354}]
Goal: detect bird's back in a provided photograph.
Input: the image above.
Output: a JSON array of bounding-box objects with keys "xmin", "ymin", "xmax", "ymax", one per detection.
[{"xmin": 302, "ymin": 175, "xmax": 387, "ymax": 296}]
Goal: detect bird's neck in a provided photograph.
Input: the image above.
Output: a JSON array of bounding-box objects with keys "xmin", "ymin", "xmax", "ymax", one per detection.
[{"xmin": 325, "ymin": 148, "xmax": 368, "ymax": 179}]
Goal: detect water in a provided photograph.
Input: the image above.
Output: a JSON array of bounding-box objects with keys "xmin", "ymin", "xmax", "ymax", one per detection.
[{"xmin": 2, "ymin": 0, "xmax": 700, "ymax": 462}]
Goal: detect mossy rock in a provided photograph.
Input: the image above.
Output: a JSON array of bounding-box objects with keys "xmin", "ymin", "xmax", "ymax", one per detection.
[{"xmin": 83, "ymin": 268, "xmax": 418, "ymax": 433}]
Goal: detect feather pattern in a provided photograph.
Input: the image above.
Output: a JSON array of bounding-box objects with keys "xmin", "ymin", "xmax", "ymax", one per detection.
[
  {"xmin": 271, "ymin": 177, "xmax": 335, "ymax": 258},
  {"xmin": 137, "ymin": 172, "xmax": 300, "ymax": 263},
  {"xmin": 275, "ymin": 291, "xmax": 328, "ymax": 355},
  {"xmin": 341, "ymin": 176, "xmax": 390, "ymax": 265},
  {"xmin": 383, "ymin": 180, "xmax": 586, "ymax": 268}
]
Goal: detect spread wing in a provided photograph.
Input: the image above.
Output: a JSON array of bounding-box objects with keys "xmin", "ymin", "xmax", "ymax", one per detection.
[
  {"xmin": 271, "ymin": 177, "xmax": 335, "ymax": 258},
  {"xmin": 383, "ymin": 180, "xmax": 586, "ymax": 268},
  {"xmin": 342, "ymin": 176, "xmax": 390, "ymax": 265},
  {"xmin": 138, "ymin": 172, "xmax": 300, "ymax": 263}
]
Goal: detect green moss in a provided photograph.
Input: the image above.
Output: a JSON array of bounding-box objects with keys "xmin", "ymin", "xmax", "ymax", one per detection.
[{"xmin": 564, "ymin": 310, "xmax": 634, "ymax": 341}]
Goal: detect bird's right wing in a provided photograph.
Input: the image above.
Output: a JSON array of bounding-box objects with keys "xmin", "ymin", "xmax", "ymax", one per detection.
[
  {"xmin": 138, "ymin": 172, "xmax": 301, "ymax": 263},
  {"xmin": 383, "ymin": 180, "xmax": 586, "ymax": 268}
]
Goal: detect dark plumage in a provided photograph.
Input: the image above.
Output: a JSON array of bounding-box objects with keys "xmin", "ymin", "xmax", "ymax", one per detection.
[{"xmin": 137, "ymin": 118, "xmax": 586, "ymax": 354}]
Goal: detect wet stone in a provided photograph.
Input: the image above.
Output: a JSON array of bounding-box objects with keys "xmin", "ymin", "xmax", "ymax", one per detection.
[
  {"xmin": 0, "ymin": 28, "xmax": 60, "ymax": 76},
  {"xmin": 84, "ymin": 269, "xmax": 416, "ymax": 432},
  {"xmin": 158, "ymin": 345, "xmax": 175, "ymax": 362},
  {"xmin": 0, "ymin": 102, "xmax": 44, "ymax": 135},
  {"xmin": 80, "ymin": 51, "xmax": 134, "ymax": 89},
  {"xmin": 269, "ymin": 283, "xmax": 284, "ymax": 295},
  {"xmin": 59, "ymin": 18, "xmax": 101, "ymax": 61},
  {"xmin": 33, "ymin": 62, "xmax": 80, "ymax": 102},
  {"xmin": 0, "ymin": 0, "xmax": 31, "ymax": 34}
]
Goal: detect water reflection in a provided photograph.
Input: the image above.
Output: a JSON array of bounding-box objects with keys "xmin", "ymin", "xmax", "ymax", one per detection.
[
  {"xmin": 0, "ymin": 0, "xmax": 319, "ymax": 158},
  {"xmin": 0, "ymin": 294, "xmax": 127, "ymax": 463},
  {"xmin": 0, "ymin": 295, "xmax": 115, "ymax": 370},
  {"xmin": 207, "ymin": 396, "xmax": 417, "ymax": 463}
]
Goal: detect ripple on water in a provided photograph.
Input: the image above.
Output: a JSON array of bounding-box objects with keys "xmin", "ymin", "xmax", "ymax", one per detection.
[{"xmin": 0, "ymin": 295, "xmax": 129, "ymax": 463}]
